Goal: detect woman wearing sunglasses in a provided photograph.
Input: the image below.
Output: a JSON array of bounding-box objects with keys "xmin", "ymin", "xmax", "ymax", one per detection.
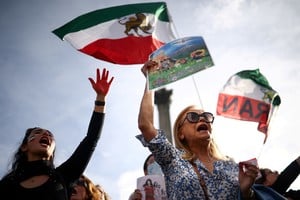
[
  {"xmin": 137, "ymin": 61, "xmax": 260, "ymax": 200},
  {"xmin": 0, "ymin": 68, "xmax": 114, "ymax": 200},
  {"xmin": 70, "ymin": 175, "xmax": 110, "ymax": 200}
]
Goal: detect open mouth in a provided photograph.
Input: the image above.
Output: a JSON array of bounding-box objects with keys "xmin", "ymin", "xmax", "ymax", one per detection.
[
  {"xmin": 39, "ymin": 137, "xmax": 50, "ymax": 146},
  {"xmin": 71, "ymin": 188, "xmax": 77, "ymax": 195},
  {"xmin": 197, "ymin": 124, "xmax": 209, "ymax": 132}
]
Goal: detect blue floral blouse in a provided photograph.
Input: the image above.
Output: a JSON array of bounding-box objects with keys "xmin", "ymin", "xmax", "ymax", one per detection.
[{"xmin": 137, "ymin": 129, "xmax": 240, "ymax": 200}]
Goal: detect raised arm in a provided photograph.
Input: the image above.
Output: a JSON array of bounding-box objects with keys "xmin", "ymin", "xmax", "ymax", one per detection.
[
  {"xmin": 272, "ymin": 156, "xmax": 300, "ymax": 194},
  {"xmin": 138, "ymin": 61, "xmax": 158, "ymax": 142},
  {"xmin": 58, "ymin": 68, "xmax": 114, "ymax": 182}
]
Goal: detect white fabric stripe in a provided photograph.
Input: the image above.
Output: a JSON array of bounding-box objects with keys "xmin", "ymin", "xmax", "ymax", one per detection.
[
  {"xmin": 63, "ymin": 13, "xmax": 174, "ymax": 49},
  {"xmin": 152, "ymin": 20, "xmax": 176, "ymax": 43},
  {"xmin": 220, "ymin": 75, "xmax": 265, "ymax": 100}
]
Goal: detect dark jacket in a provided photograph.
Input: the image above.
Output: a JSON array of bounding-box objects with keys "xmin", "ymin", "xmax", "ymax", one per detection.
[{"xmin": 272, "ymin": 158, "xmax": 300, "ymax": 199}]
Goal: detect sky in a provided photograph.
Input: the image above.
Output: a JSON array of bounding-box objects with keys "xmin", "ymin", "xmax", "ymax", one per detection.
[{"xmin": 1, "ymin": 0, "xmax": 300, "ymax": 199}]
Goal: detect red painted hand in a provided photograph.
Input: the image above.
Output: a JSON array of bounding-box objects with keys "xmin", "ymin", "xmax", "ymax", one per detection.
[{"xmin": 88, "ymin": 68, "xmax": 114, "ymax": 96}]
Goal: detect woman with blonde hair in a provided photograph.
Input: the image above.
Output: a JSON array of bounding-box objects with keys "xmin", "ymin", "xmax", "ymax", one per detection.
[
  {"xmin": 137, "ymin": 60, "xmax": 260, "ymax": 199},
  {"xmin": 173, "ymin": 105, "xmax": 226, "ymax": 163},
  {"xmin": 70, "ymin": 175, "xmax": 110, "ymax": 200}
]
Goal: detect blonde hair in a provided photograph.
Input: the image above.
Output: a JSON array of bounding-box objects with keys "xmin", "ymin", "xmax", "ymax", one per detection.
[
  {"xmin": 80, "ymin": 175, "xmax": 111, "ymax": 200},
  {"xmin": 173, "ymin": 105, "xmax": 227, "ymax": 161},
  {"xmin": 96, "ymin": 184, "xmax": 111, "ymax": 200}
]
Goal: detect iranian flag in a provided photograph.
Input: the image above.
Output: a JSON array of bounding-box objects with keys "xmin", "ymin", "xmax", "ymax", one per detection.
[
  {"xmin": 216, "ymin": 69, "xmax": 281, "ymax": 143},
  {"xmin": 52, "ymin": 2, "xmax": 177, "ymax": 65}
]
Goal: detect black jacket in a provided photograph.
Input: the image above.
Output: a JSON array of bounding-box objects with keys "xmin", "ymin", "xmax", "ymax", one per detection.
[{"xmin": 272, "ymin": 158, "xmax": 300, "ymax": 199}]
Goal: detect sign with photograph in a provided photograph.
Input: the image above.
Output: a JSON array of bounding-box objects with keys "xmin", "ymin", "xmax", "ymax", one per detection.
[
  {"xmin": 148, "ymin": 36, "xmax": 214, "ymax": 90},
  {"xmin": 137, "ymin": 175, "xmax": 167, "ymax": 200}
]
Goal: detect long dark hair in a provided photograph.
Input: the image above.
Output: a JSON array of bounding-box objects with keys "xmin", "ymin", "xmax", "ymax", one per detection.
[{"xmin": 5, "ymin": 127, "xmax": 55, "ymax": 177}]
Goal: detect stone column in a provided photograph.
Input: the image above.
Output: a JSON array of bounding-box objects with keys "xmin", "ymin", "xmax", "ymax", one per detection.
[{"xmin": 154, "ymin": 88, "xmax": 173, "ymax": 144}]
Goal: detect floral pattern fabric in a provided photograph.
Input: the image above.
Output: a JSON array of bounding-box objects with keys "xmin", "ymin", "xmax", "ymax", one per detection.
[{"xmin": 136, "ymin": 129, "xmax": 240, "ymax": 200}]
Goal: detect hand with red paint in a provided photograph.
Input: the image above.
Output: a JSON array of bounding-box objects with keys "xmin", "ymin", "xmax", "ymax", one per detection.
[{"xmin": 88, "ymin": 68, "xmax": 114, "ymax": 96}]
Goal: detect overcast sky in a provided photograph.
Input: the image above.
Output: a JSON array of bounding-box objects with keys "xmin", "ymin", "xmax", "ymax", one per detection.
[{"xmin": 1, "ymin": 0, "xmax": 300, "ymax": 199}]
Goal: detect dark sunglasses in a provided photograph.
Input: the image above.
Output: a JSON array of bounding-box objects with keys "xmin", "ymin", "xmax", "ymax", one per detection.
[
  {"xmin": 179, "ymin": 112, "xmax": 214, "ymax": 128},
  {"xmin": 71, "ymin": 179, "xmax": 88, "ymax": 189}
]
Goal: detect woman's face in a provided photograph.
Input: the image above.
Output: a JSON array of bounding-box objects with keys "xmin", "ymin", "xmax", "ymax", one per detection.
[
  {"xmin": 22, "ymin": 128, "xmax": 56, "ymax": 160},
  {"xmin": 146, "ymin": 155, "xmax": 163, "ymax": 176},
  {"xmin": 178, "ymin": 108, "xmax": 213, "ymax": 143},
  {"xmin": 70, "ymin": 179, "xmax": 88, "ymax": 200},
  {"xmin": 264, "ymin": 169, "xmax": 279, "ymax": 186}
]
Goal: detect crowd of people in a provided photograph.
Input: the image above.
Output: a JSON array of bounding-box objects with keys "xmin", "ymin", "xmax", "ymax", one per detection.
[{"xmin": 0, "ymin": 62, "xmax": 299, "ymax": 200}]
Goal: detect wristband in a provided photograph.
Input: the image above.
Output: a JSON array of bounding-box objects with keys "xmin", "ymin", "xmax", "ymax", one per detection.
[
  {"xmin": 250, "ymin": 189, "xmax": 255, "ymax": 199},
  {"xmin": 246, "ymin": 189, "xmax": 255, "ymax": 200},
  {"xmin": 95, "ymin": 100, "xmax": 105, "ymax": 106}
]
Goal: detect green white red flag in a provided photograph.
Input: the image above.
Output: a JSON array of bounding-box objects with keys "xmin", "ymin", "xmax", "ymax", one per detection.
[
  {"xmin": 216, "ymin": 69, "xmax": 281, "ymax": 143},
  {"xmin": 52, "ymin": 2, "xmax": 177, "ymax": 65}
]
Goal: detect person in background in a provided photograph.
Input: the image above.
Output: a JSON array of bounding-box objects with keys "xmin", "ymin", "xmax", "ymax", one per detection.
[
  {"xmin": 70, "ymin": 174, "xmax": 110, "ymax": 200},
  {"xmin": 143, "ymin": 154, "xmax": 163, "ymax": 176},
  {"xmin": 0, "ymin": 68, "xmax": 114, "ymax": 200},
  {"xmin": 255, "ymin": 156, "xmax": 300, "ymax": 199},
  {"xmin": 129, "ymin": 153, "xmax": 163, "ymax": 200},
  {"xmin": 136, "ymin": 60, "xmax": 260, "ymax": 200},
  {"xmin": 96, "ymin": 184, "xmax": 111, "ymax": 200}
]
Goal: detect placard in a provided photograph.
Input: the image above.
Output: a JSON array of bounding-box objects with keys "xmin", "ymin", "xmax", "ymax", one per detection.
[
  {"xmin": 148, "ymin": 36, "xmax": 214, "ymax": 90},
  {"xmin": 137, "ymin": 175, "xmax": 167, "ymax": 200}
]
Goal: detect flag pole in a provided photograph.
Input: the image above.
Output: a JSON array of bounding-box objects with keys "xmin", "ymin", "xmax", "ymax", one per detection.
[
  {"xmin": 192, "ymin": 75, "xmax": 204, "ymax": 109},
  {"xmin": 168, "ymin": 11, "xmax": 204, "ymax": 109}
]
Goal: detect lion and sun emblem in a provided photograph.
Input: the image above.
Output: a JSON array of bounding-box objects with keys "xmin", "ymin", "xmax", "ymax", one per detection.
[{"xmin": 118, "ymin": 13, "xmax": 153, "ymax": 36}]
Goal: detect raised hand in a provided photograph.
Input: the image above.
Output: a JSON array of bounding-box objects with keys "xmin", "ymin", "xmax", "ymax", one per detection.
[
  {"xmin": 238, "ymin": 161, "xmax": 259, "ymax": 199},
  {"xmin": 88, "ymin": 68, "xmax": 114, "ymax": 96},
  {"xmin": 141, "ymin": 60, "xmax": 158, "ymax": 77}
]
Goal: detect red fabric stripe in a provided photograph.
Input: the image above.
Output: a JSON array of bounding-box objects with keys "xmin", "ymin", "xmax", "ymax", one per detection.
[
  {"xmin": 79, "ymin": 36, "xmax": 164, "ymax": 65},
  {"xmin": 216, "ymin": 93, "xmax": 270, "ymax": 133}
]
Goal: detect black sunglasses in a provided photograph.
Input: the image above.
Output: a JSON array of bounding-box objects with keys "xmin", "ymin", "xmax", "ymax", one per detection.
[
  {"xmin": 71, "ymin": 179, "xmax": 88, "ymax": 189},
  {"xmin": 179, "ymin": 112, "xmax": 214, "ymax": 128}
]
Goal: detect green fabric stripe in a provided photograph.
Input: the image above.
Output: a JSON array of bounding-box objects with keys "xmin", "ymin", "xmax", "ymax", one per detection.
[
  {"xmin": 237, "ymin": 69, "xmax": 271, "ymax": 89},
  {"xmin": 53, "ymin": 2, "xmax": 169, "ymax": 39},
  {"xmin": 236, "ymin": 69, "xmax": 281, "ymax": 105}
]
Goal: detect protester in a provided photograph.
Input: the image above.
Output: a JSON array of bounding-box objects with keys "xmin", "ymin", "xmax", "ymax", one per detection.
[
  {"xmin": 136, "ymin": 60, "xmax": 260, "ymax": 199},
  {"xmin": 70, "ymin": 174, "xmax": 110, "ymax": 200},
  {"xmin": 143, "ymin": 154, "xmax": 163, "ymax": 176},
  {"xmin": 96, "ymin": 184, "xmax": 111, "ymax": 200},
  {"xmin": 129, "ymin": 154, "xmax": 163, "ymax": 200},
  {"xmin": 255, "ymin": 156, "xmax": 300, "ymax": 199},
  {"xmin": 0, "ymin": 68, "xmax": 114, "ymax": 200}
]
